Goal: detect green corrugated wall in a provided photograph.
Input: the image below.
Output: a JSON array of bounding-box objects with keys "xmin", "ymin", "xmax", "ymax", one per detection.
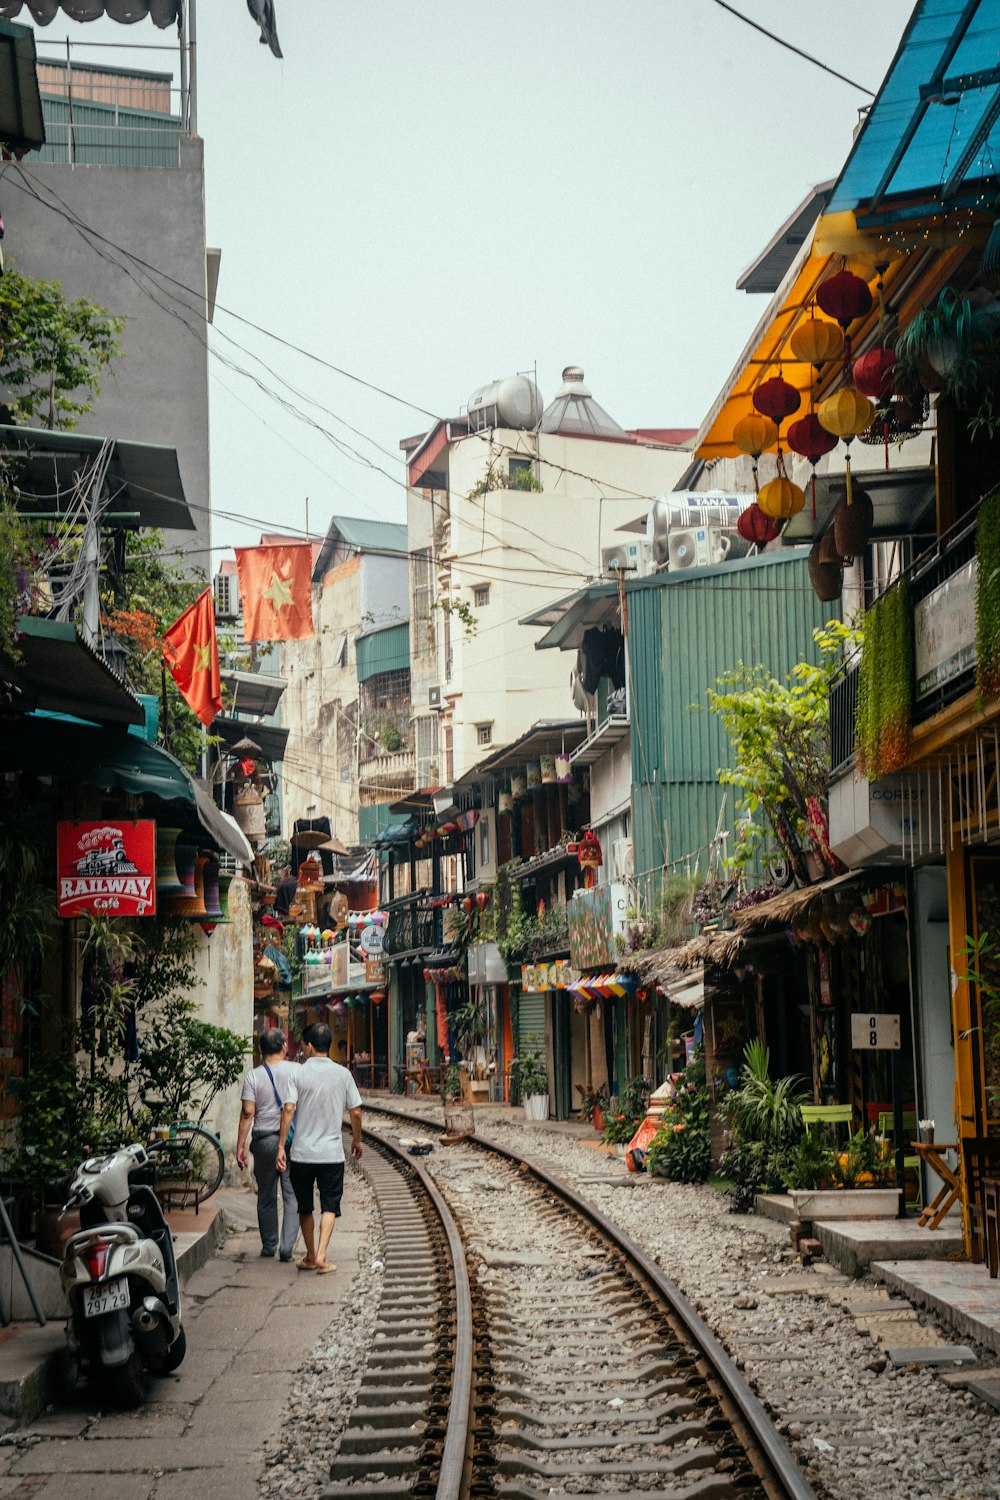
[
  {"xmin": 356, "ymin": 623, "xmax": 410, "ymax": 682},
  {"xmin": 39, "ymin": 96, "xmax": 180, "ymax": 168},
  {"xmin": 630, "ymin": 550, "xmax": 833, "ymax": 886},
  {"xmin": 359, "ymin": 803, "xmax": 394, "ymax": 844}
]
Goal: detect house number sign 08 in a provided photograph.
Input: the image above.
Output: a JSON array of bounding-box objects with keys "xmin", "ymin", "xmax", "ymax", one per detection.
[{"xmin": 850, "ymin": 1013, "xmax": 901, "ymax": 1050}]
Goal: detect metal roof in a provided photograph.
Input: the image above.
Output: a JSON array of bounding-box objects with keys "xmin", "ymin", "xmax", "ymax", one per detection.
[
  {"xmin": 454, "ymin": 720, "xmax": 587, "ymax": 784},
  {"xmin": 214, "ymin": 716, "xmax": 289, "ymax": 764},
  {"xmin": 8, "ymin": 616, "xmax": 144, "ymax": 727},
  {"xmin": 827, "ymin": 0, "xmax": 1000, "ymax": 217},
  {"xmin": 313, "ymin": 514, "xmax": 408, "ymax": 582},
  {"xmin": 219, "ymin": 669, "xmax": 286, "ymax": 718},
  {"xmin": 1, "ymin": 426, "xmax": 193, "ymax": 530},
  {"xmin": 735, "ymin": 182, "xmax": 834, "ymax": 294},
  {"xmin": 540, "ymin": 367, "xmax": 626, "ymax": 438}
]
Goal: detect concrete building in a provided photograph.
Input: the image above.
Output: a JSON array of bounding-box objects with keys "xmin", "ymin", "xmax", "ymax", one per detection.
[
  {"xmin": 7, "ymin": 50, "xmax": 215, "ymax": 572},
  {"xmin": 401, "ymin": 367, "xmax": 693, "ymax": 786},
  {"xmin": 280, "ymin": 515, "xmax": 411, "ymax": 845}
]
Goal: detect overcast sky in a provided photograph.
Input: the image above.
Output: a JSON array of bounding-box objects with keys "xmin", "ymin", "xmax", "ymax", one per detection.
[{"xmin": 36, "ymin": 0, "xmax": 915, "ymax": 560}]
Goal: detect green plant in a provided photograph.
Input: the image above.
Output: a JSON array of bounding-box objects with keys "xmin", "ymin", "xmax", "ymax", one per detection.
[
  {"xmin": 645, "ymin": 1087, "xmax": 712, "ymax": 1183},
  {"xmin": 956, "ymin": 930, "xmax": 1000, "ymax": 1112},
  {"xmin": 452, "ymin": 998, "xmax": 488, "ymax": 1055},
  {"xmin": 855, "ymin": 580, "xmax": 912, "ymax": 781},
  {"xmin": 601, "ymin": 1075, "xmax": 651, "ymax": 1145},
  {"xmin": 0, "ymin": 263, "xmax": 123, "ymax": 428},
  {"xmin": 722, "ymin": 1039, "xmax": 808, "ymax": 1143},
  {"xmin": 0, "ymin": 795, "xmax": 54, "ymax": 1012},
  {"xmin": 1, "ymin": 1030, "xmax": 105, "ymax": 1205},
  {"xmin": 467, "ymin": 457, "xmax": 543, "ymax": 499},
  {"xmin": 510, "ymin": 1034, "xmax": 548, "ymax": 1099},
  {"xmin": 705, "ymin": 620, "xmax": 857, "ymax": 878},
  {"xmin": 977, "ymin": 488, "xmax": 1000, "ymax": 704},
  {"xmin": 781, "ymin": 1128, "xmax": 837, "ymax": 1191},
  {"xmin": 832, "ymin": 1127, "xmax": 893, "ymax": 1190},
  {"xmin": 575, "ymin": 1081, "xmax": 609, "ymax": 1120},
  {"xmin": 895, "ymin": 287, "xmax": 1000, "ymax": 434},
  {"xmin": 718, "ymin": 1138, "xmax": 787, "ymax": 1212},
  {"xmin": 440, "ymin": 1064, "xmax": 463, "ymax": 1103}
]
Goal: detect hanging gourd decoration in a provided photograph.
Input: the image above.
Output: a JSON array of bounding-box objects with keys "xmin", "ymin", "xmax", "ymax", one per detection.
[
  {"xmin": 789, "ymin": 315, "xmax": 845, "ymax": 368},
  {"xmin": 853, "ymin": 345, "xmax": 897, "ymax": 470},
  {"xmin": 807, "ymin": 538, "xmax": 843, "ymax": 603},
  {"xmin": 786, "ymin": 412, "xmax": 838, "ymax": 517},
  {"xmin": 757, "ymin": 474, "xmax": 805, "ymax": 520},
  {"xmin": 732, "ymin": 412, "xmax": 778, "ymax": 493},
  {"xmin": 833, "ymin": 486, "xmax": 874, "ymax": 559},
  {"xmin": 817, "ymin": 387, "xmax": 874, "ymax": 505},
  {"xmin": 737, "ymin": 502, "xmax": 783, "ymax": 546},
  {"xmin": 752, "ymin": 375, "xmax": 801, "ymax": 427}
]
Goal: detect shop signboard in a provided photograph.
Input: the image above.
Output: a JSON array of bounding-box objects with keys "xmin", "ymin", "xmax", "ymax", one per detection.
[
  {"xmin": 57, "ymin": 821, "xmax": 156, "ymax": 918},
  {"xmin": 365, "ymin": 958, "xmax": 386, "ymax": 985},
  {"xmin": 568, "ymin": 883, "xmax": 627, "ymax": 970},
  {"xmin": 521, "ymin": 963, "xmax": 549, "ymax": 993},
  {"xmin": 914, "ymin": 559, "xmax": 977, "ymax": 700},
  {"xmin": 359, "ymin": 923, "xmax": 384, "ymax": 957},
  {"xmin": 850, "ymin": 1012, "xmax": 901, "ymax": 1050}
]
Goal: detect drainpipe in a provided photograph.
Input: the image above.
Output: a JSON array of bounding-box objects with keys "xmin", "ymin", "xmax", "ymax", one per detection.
[{"xmin": 187, "ymin": 0, "xmax": 198, "ymax": 136}]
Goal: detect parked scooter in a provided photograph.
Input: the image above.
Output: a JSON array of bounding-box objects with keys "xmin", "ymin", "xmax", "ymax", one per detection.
[{"xmin": 60, "ymin": 1141, "xmax": 185, "ymax": 1407}]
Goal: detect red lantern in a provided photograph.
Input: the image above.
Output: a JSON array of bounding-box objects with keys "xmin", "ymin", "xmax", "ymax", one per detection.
[
  {"xmin": 853, "ymin": 345, "xmax": 896, "ymax": 399},
  {"xmin": 462, "ymin": 895, "xmax": 473, "ymax": 914},
  {"xmin": 752, "ymin": 375, "xmax": 801, "ymax": 427},
  {"xmin": 815, "ymin": 270, "xmax": 873, "ymax": 329},
  {"xmin": 422, "ymin": 967, "xmax": 434, "ymax": 983},
  {"xmin": 737, "ymin": 503, "xmax": 782, "ymax": 546},
  {"xmin": 370, "ymin": 990, "xmax": 386, "ymax": 1007},
  {"xmin": 475, "ymin": 891, "xmax": 488, "ymax": 910},
  {"xmin": 787, "ymin": 413, "xmax": 838, "ymax": 517}
]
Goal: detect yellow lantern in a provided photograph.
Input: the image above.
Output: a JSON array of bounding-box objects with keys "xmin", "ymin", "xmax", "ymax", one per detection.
[
  {"xmin": 817, "ymin": 387, "xmax": 875, "ymax": 505},
  {"xmin": 733, "ymin": 413, "xmax": 778, "ymax": 456},
  {"xmin": 758, "ymin": 475, "xmax": 805, "ymax": 519},
  {"xmin": 790, "ymin": 317, "xmax": 845, "ymax": 368},
  {"xmin": 732, "ymin": 412, "xmax": 777, "ymax": 494}
]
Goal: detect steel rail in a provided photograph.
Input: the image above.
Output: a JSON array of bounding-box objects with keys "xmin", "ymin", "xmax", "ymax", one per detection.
[
  {"xmin": 357, "ymin": 1123, "xmax": 473, "ymax": 1500},
  {"xmin": 364, "ymin": 1101, "xmax": 819, "ymax": 1500}
]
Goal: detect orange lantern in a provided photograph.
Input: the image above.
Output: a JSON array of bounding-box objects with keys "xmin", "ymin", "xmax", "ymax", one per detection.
[
  {"xmin": 817, "ymin": 387, "xmax": 875, "ymax": 505},
  {"xmin": 757, "ymin": 475, "xmax": 805, "ymax": 520},
  {"xmin": 790, "ymin": 317, "xmax": 845, "ymax": 368}
]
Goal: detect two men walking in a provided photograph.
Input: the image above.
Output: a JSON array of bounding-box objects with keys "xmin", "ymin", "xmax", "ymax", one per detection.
[{"xmin": 239, "ymin": 1022, "xmax": 362, "ymax": 1273}]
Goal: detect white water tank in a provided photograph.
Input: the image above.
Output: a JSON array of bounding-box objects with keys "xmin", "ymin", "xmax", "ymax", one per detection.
[{"xmin": 467, "ymin": 375, "xmax": 543, "ymax": 432}]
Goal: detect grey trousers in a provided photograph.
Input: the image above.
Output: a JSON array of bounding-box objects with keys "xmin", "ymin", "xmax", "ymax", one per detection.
[{"xmin": 251, "ymin": 1132, "xmax": 299, "ymax": 1258}]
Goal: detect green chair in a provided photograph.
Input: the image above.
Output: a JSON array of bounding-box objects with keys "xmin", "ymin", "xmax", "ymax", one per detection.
[
  {"xmin": 800, "ymin": 1103, "xmax": 853, "ymax": 1135},
  {"xmin": 877, "ymin": 1110, "xmax": 921, "ymax": 1206}
]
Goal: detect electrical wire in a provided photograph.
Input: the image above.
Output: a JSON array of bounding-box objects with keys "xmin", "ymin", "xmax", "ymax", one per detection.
[{"xmin": 708, "ymin": 1, "xmax": 876, "ymax": 96}]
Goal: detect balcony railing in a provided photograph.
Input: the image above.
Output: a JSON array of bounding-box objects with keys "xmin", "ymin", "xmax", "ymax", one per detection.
[
  {"xmin": 383, "ymin": 889, "xmax": 459, "ymax": 957},
  {"xmin": 359, "ymin": 747, "xmax": 415, "ymax": 796}
]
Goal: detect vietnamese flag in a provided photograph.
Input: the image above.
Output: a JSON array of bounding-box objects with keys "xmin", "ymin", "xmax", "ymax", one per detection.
[
  {"xmin": 162, "ymin": 588, "xmax": 223, "ymax": 727},
  {"xmin": 235, "ymin": 544, "xmax": 314, "ymax": 643}
]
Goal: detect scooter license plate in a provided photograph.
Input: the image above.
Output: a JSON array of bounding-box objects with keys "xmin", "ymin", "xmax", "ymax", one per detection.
[{"xmin": 83, "ymin": 1277, "xmax": 129, "ymax": 1318}]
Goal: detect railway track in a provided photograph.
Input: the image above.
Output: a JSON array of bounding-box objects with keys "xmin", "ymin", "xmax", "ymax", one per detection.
[{"xmin": 327, "ymin": 1103, "xmax": 819, "ymax": 1500}]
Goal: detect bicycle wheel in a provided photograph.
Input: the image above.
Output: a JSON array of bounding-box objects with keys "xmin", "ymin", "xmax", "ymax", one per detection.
[{"xmin": 156, "ymin": 1124, "xmax": 225, "ymax": 1200}]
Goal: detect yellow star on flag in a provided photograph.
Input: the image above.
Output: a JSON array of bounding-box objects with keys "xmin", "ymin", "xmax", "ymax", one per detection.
[
  {"xmin": 263, "ymin": 572, "xmax": 294, "ymax": 611},
  {"xmin": 192, "ymin": 641, "xmax": 212, "ymax": 672}
]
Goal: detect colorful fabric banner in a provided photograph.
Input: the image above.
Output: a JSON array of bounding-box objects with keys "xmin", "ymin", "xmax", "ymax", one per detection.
[
  {"xmin": 162, "ymin": 587, "xmax": 222, "ymax": 726},
  {"xmin": 235, "ymin": 544, "xmax": 314, "ymax": 642}
]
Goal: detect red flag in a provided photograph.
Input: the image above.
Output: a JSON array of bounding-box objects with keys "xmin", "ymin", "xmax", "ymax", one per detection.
[
  {"xmin": 162, "ymin": 588, "xmax": 222, "ymax": 727},
  {"xmin": 235, "ymin": 544, "xmax": 314, "ymax": 642}
]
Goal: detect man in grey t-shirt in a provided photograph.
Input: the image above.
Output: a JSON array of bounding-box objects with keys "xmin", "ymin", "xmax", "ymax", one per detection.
[
  {"xmin": 237, "ymin": 1028, "xmax": 300, "ymax": 1261},
  {"xmin": 276, "ymin": 1021, "xmax": 362, "ymax": 1273}
]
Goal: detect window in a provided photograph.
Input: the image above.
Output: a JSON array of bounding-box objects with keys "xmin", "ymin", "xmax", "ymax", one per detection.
[
  {"xmin": 476, "ymin": 722, "xmax": 493, "ymax": 747},
  {"xmin": 412, "ymin": 549, "xmax": 434, "ymax": 660},
  {"xmin": 508, "ymin": 456, "xmax": 532, "ymax": 479},
  {"xmin": 415, "ymin": 715, "xmax": 440, "ymax": 787},
  {"xmin": 473, "ymin": 584, "xmax": 490, "ymax": 608}
]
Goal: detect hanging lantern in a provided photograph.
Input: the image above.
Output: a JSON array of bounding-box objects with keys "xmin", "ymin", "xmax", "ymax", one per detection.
[
  {"xmin": 789, "ymin": 316, "xmax": 844, "ymax": 368},
  {"xmin": 752, "ymin": 375, "xmax": 801, "ymax": 427},
  {"xmin": 525, "ymin": 761, "xmax": 541, "ymax": 789},
  {"xmin": 732, "ymin": 412, "xmax": 778, "ymax": 492},
  {"xmin": 554, "ymin": 754, "xmax": 573, "ymax": 784},
  {"xmin": 807, "ymin": 539, "xmax": 843, "ymax": 602},
  {"xmin": 371, "ymin": 990, "xmax": 386, "ymax": 1007},
  {"xmin": 475, "ymin": 891, "xmax": 489, "ymax": 911},
  {"xmin": 786, "ymin": 413, "xmax": 838, "ymax": 517},
  {"xmin": 815, "ymin": 269, "xmax": 873, "ymax": 329},
  {"xmin": 757, "ymin": 475, "xmax": 805, "ymax": 520},
  {"xmin": 423, "ymin": 967, "xmax": 434, "ymax": 983},
  {"xmin": 510, "ymin": 771, "xmax": 527, "ymax": 801},
  {"xmin": 497, "ymin": 790, "xmax": 513, "ymax": 815},
  {"xmin": 332, "ymin": 1000, "xmax": 348, "ymax": 1017},
  {"xmin": 817, "ymin": 387, "xmax": 875, "ymax": 505},
  {"xmin": 737, "ymin": 503, "xmax": 782, "ymax": 546},
  {"xmin": 540, "ymin": 754, "xmax": 557, "ymax": 784},
  {"xmin": 462, "ymin": 895, "xmax": 473, "ymax": 914},
  {"xmin": 819, "ymin": 528, "xmax": 842, "ymax": 566},
  {"xmin": 853, "ymin": 346, "xmax": 896, "ymax": 400}
]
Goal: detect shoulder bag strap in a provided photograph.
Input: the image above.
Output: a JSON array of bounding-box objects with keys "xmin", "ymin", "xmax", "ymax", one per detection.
[{"xmin": 262, "ymin": 1061, "xmax": 283, "ymax": 1109}]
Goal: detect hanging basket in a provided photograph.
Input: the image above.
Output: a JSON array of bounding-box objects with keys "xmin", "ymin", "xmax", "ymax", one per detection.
[
  {"xmin": 833, "ymin": 488, "xmax": 874, "ymax": 559},
  {"xmin": 233, "ymin": 787, "xmax": 266, "ymax": 840},
  {"xmin": 808, "ymin": 540, "xmax": 843, "ymax": 603}
]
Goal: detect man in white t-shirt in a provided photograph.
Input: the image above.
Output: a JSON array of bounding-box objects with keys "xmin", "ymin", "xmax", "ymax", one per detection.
[
  {"xmin": 276, "ymin": 1021, "xmax": 362, "ymax": 1273},
  {"xmin": 236, "ymin": 1028, "xmax": 300, "ymax": 1261}
]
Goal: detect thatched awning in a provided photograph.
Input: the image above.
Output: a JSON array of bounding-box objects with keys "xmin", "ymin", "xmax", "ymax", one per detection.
[
  {"xmin": 733, "ymin": 870, "xmax": 861, "ymax": 933},
  {"xmin": 622, "ymin": 928, "xmax": 747, "ymax": 987}
]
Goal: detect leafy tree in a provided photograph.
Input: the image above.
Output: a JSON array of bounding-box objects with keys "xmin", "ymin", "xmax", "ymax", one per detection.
[
  {"xmin": 704, "ymin": 620, "xmax": 857, "ymax": 879},
  {"xmin": 0, "ymin": 264, "xmax": 123, "ymax": 429}
]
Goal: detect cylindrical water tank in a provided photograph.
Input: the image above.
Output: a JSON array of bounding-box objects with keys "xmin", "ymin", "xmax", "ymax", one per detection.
[{"xmin": 467, "ymin": 375, "xmax": 543, "ymax": 432}]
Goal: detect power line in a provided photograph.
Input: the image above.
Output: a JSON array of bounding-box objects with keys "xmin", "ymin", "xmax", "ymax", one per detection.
[{"xmin": 709, "ymin": 1, "xmax": 876, "ymax": 96}]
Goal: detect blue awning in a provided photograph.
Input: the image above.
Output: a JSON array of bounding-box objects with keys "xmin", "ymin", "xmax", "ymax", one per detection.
[{"xmin": 828, "ymin": 0, "xmax": 1000, "ymax": 216}]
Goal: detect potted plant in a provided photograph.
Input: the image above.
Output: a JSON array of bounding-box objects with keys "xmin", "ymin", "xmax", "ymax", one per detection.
[
  {"xmin": 511, "ymin": 1036, "xmax": 549, "ymax": 1121},
  {"xmin": 576, "ymin": 1082, "xmax": 610, "ymax": 1131}
]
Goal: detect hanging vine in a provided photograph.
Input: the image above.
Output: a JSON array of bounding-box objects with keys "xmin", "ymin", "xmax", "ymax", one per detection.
[{"xmin": 856, "ymin": 581, "xmax": 913, "ymax": 780}]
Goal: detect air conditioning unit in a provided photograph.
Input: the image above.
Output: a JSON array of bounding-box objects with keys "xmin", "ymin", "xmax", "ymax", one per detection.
[
  {"xmin": 611, "ymin": 838, "xmax": 633, "ymax": 882},
  {"xmin": 664, "ymin": 527, "xmax": 731, "ymax": 572},
  {"xmin": 213, "ymin": 573, "xmax": 240, "ymax": 620},
  {"xmin": 601, "ymin": 540, "xmax": 654, "ymax": 578},
  {"xmin": 428, "ymin": 685, "xmax": 442, "ymax": 709}
]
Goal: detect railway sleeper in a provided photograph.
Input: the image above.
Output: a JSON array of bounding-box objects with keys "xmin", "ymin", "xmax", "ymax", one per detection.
[
  {"xmin": 357, "ymin": 1364, "xmax": 436, "ymax": 1385},
  {"xmin": 499, "ymin": 1418, "xmax": 717, "ymax": 1452},
  {"xmin": 496, "ymin": 1376, "xmax": 692, "ymax": 1403},
  {"xmin": 496, "ymin": 1479, "xmax": 760, "ymax": 1500},
  {"xmin": 337, "ymin": 1424, "xmax": 429, "ymax": 1453},
  {"xmin": 497, "ymin": 1445, "xmax": 720, "ymax": 1480},
  {"xmin": 327, "ymin": 1451, "xmax": 422, "ymax": 1478},
  {"xmin": 496, "ymin": 1397, "xmax": 701, "ymax": 1425},
  {"xmin": 495, "ymin": 1360, "xmax": 686, "ymax": 1386}
]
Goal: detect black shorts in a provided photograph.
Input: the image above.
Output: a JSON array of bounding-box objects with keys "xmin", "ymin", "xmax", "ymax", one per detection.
[{"xmin": 288, "ymin": 1159, "xmax": 345, "ymax": 1217}]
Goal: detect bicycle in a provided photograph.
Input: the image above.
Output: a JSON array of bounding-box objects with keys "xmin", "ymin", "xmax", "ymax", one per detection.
[{"xmin": 142, "ymin": 1102, "xmax": 225, "ymax": 1212}]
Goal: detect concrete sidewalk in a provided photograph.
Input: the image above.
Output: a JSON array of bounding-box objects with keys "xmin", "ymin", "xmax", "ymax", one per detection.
[{"xmin": 1, "ymin": 1185, "xmax": 365, "ymax": 1500}]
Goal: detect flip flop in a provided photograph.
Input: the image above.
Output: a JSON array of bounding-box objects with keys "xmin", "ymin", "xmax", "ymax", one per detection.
[
  {"xmin": 314, "ymin": 1263, "xmax": 336, "ymax": 1275},
  {"xmin": 297, "ymin": 1259, "xmax": 319, "ymax": 1271}
]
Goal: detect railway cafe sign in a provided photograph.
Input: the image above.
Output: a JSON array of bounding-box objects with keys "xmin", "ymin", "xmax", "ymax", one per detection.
[{"xmin": 57, "ymin": 821, "xmax": 157, "ymax": 918}]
